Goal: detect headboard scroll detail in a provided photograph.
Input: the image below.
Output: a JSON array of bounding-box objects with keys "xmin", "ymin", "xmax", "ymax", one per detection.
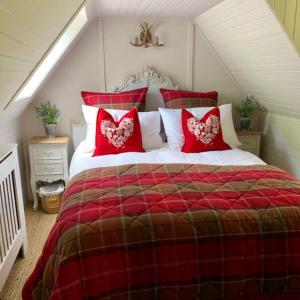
[
  {"xmin": 113, "ymin": 67, "xmax": 178, "ymax": 93},
  {"xmin": 113, "ymin": 67, "xmax": 178, "ymax": 111}
]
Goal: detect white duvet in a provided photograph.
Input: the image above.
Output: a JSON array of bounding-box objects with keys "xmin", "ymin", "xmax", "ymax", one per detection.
[{"xmin": 69, "ymin": 142, "xmax": 265, "ymax": 179}]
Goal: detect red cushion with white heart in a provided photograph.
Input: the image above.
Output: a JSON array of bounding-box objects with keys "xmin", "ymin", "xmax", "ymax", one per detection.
[
  {"xmin": 93, "ymin": 108, "xmax": 144, "ymax": 156},
  {"xmin": 181, "ymin": 107, "xmax": 231, "ymax": 153}
]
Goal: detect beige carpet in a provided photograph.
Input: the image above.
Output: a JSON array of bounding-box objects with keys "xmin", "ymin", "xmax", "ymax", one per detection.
[{"xmin": 0, "ymin": 203, "xmax": 56, "ymax": 300}]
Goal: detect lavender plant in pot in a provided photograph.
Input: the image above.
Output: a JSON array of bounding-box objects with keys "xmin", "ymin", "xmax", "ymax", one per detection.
[
  {"xmin": 34, "ymin": 102, "xmax": 60, "ymax": 138},
  {"xmin": 234, "ymin": 96, "xmax": 259, "ymax": 131}
]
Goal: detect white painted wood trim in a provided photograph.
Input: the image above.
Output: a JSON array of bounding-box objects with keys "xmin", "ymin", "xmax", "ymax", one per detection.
[
  {"xmin": 186, "ymin": 21, "xmax": 194, "ymax": 90},
  {"xmin": 98, "ymin": 18, "xmax": 107, "ymax": 92},
  {"xmin": 0, "ymin": 144, "xmax": 27, "ymax": 292}
]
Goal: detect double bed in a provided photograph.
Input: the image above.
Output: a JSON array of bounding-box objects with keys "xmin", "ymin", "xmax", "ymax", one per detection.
[{"xmin": 23, "ymin": 69, "xmax": 300, "ymax": 300}]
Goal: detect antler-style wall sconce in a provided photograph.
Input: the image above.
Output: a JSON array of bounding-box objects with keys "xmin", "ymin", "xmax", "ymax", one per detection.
[{"xmin": 130, "ymin": 22, "xmax": 164, "ymax": 48}]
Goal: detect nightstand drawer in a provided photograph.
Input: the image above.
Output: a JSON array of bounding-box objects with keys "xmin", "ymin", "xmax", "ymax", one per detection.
[
  {"xmin": 239, "ymin": 146, "xmax": 259, "ymax": 156},
  {"xmin": 35, "ymin": 163, "xmax": 64, "ymax": 175},
  {"xmin": 236, "ymin": 131, "xmax": 261, "ymax": 157},
  {"xmin": 238, "ymin": 136, "xmax": 258, "ymax": 148},
  {"xmin": 33, "ymin": 147, "xmax": 63, "ymax": 160}
]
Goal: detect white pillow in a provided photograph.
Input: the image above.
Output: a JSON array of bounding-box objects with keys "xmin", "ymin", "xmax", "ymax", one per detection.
[
  {"xmin": 81, "ymin": 105, "xmax": 163, "ymax": 152},
  {"xmin": 159, "ymin": 104, "xmax": 241, "ymax": 150}
]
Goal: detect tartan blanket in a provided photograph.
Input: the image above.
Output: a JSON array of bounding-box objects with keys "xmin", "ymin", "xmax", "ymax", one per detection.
[{"xmin": 22, "ymin": 164, "xmax": 300, "ymax": 300}]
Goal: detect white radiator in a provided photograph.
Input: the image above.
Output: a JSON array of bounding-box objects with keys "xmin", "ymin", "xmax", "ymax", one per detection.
[{"xmin": 0, "ymin": 144, "xmax": 27, "ymax": 291}]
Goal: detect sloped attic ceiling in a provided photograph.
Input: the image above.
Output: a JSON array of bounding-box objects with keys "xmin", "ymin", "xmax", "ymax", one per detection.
[
  {"xmin": 195, "ymin": 0, "xmax": 300, "ymax": 119},
  {"xmin": 0, "ymin": 0, "xmax": 86, "ymax": 109},
  {"xmin": 1, "ymin": 0, "xmax": 225, "ymax": 111},
  {"xmin": 96, "ymin": 0, "xmax": 224, "ymax": 18}
]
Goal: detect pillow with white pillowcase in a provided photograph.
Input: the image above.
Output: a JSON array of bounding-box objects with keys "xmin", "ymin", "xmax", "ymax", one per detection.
[
  {"xmin": 81, "ymin": 105, "xmax": 163, "ymax": 152},
  {"xmin": 159, "ymin": 104, "xmax": 241, "ymax": 150}
]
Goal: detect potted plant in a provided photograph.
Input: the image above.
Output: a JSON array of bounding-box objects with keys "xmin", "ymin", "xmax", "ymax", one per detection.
[
  {"xmin": 34, "ymin": 102, "xmax": 60, "ymax": 138},
  {"xmin": 234, "ymin": 96, "xmax": 259, "ymax": 130}
]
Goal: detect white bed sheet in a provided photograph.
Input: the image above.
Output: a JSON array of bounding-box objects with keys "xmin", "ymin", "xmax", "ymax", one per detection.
[{"xmin": 69, "ymin": 142, "xmax": 266, "ymax": 179}]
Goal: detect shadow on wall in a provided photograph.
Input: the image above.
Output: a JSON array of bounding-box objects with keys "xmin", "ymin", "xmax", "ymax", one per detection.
[{"xmin": 259, "ymin": 112, "xmax": 296, "ymax": 177}]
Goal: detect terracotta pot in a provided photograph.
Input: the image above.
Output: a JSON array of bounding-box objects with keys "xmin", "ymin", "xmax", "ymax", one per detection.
[{"xmin": 44, "ymin": 123, "xmax": 57, "ymax": 138}]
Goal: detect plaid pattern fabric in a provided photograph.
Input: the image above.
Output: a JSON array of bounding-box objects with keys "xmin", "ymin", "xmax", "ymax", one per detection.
[
  {"xmin": 160, "ymin": 88, "xmax": 218, "ymax": 108},
  {"xmin": 81, "ymin": 87, "xmax": 148, "ymax": 111},
  {"xmin": 23, "ymin": 164, "xmax": 300, "ymax": 300}
]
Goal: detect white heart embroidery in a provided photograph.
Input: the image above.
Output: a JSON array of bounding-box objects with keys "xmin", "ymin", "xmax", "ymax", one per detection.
[
  {"xmin": 187, "ymin": 115, "xmax": 220, "ymax": 144},
  {"xmin": 101, "ymin": 117, "xmax": 134, "ymax": 148}
]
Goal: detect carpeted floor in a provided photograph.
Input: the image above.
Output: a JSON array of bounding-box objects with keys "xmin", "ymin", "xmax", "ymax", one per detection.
[{"xmin": 0, "ymin": 203, "xmax": 56, "ymax": 300}]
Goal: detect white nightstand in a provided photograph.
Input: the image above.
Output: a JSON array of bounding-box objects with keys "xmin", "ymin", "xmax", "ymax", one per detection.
[
  {"xmin": 28, "ymin": 136, "xmax": 70, "ymax": 211},
  {"xmin": 237, "ymin": 130, "xmax": 261, "ymax": 157}
]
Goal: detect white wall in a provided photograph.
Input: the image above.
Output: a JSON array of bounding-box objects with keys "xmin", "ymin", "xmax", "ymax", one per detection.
[
  {"xmin": 20, "ymin": 17, "xmax": 244, "ymax": 199},
  {"xmin": 195, "ymin": 0, "xmax": 300, "ymax": 178},
  {"xmin": 0, "ymin": 100, "xmax": 32, "ymax": 200},
  {"xmin": 21, "ymin": 20, "xmax": 103, "ymax": 144},
  {"xmin": 103, "ymin": 18, "xmax": 190, "ymax": 91},
  {"xmin": 260, "ymin": 113, "xmax": 300, "ymax": 178},
  {"xmin": 21, "ymin": 17, "xmax": 244, "ymax": 141},
  {"xmin": 0, "ymin": 93, "xmax": 31, "ymax": 145}
]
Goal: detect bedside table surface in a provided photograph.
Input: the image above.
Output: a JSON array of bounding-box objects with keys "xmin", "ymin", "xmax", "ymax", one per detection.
[
  {"xmin": 236, "ymin": 130, "xmax": 261, "ymax": 136},
  {"xmin": 28, "ymin": 136, "xmax": 70, "ymax": 144}
]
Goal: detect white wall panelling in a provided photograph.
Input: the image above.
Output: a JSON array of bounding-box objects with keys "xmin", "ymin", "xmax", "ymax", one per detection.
[
  {"xmin": 98, "ymin": 18, "xmax": 107, "ymax": 91},
  {"xmin": 195, "ymin": 0, "xmax": 300, "ymax": 177},
  {"xmin": 261, "ymin": 113, "xmax": 300, "ymax": 178},
  {"xmin": 20, "ymin": 17, "xmax": 244, "ymax": 199},
  {"xmin": 21, "ymin": 17, "xmax": 243, "ymax": 141},
  {"xmin": 102, "ymin": 18, "xmax": 189, "ymax": 91},
  {"xmin": 186, "ymin": 22, "xmax": 195, "ymax": 90},
  {"xmin": 97, "ymin": 0, "xmax": 224, "ymax": 18}
]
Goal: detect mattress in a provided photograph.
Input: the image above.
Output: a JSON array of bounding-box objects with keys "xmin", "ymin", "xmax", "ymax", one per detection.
[{"xmin": 69, "ymin": 142, "xmax": 265, "ymax": 178}]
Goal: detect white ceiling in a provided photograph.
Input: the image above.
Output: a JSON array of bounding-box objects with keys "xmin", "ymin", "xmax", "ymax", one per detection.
[{"xmin": 96, "ymin": 0, "xmax": 224, "ymax": 18}]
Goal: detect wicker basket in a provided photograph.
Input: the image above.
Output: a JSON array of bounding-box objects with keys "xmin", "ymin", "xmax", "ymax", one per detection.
[
  {"xmin": 40, "ymin": 193, "xmax": 63, "ymax": 214},
  {"xmin": 38, "ymin": 183, "xmax": 64, "ymax": 214}
]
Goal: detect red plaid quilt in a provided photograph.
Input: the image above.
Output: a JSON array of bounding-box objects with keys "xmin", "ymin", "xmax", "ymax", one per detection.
[{"xmin": 23, "ymin": 164, "xmax": 300, "ymax": 299}]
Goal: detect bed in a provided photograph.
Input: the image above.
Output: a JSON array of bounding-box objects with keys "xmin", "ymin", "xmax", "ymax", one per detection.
[{"xmin": 23, "ymin": 68, "xmax": 300, "ymax": 300}]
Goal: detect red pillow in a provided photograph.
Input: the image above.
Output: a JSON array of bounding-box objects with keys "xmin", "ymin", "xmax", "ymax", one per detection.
[
  {"xmin": 93, "ymin": 108, "xmax": 144, "ymax": 156},
  {"xmin": 81, "ymin": 87, "xmax": 148, "ymax": 111},
  {"xmin": 182, "ymin": 108, "xmax": 230, "ymax": 153},
  {"xmin": 160, "ymin": 88, "xmax": 218, "ymax": 108}
]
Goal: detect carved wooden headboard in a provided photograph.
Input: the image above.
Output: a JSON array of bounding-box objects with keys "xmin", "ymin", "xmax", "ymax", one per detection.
[
  {"xmin": 113, "ymin": 67, "xmax": 178, "ymax": 111},
  {"xmin": 72, "ymin": 67, "xmax": 178, "ymax": 149}
]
